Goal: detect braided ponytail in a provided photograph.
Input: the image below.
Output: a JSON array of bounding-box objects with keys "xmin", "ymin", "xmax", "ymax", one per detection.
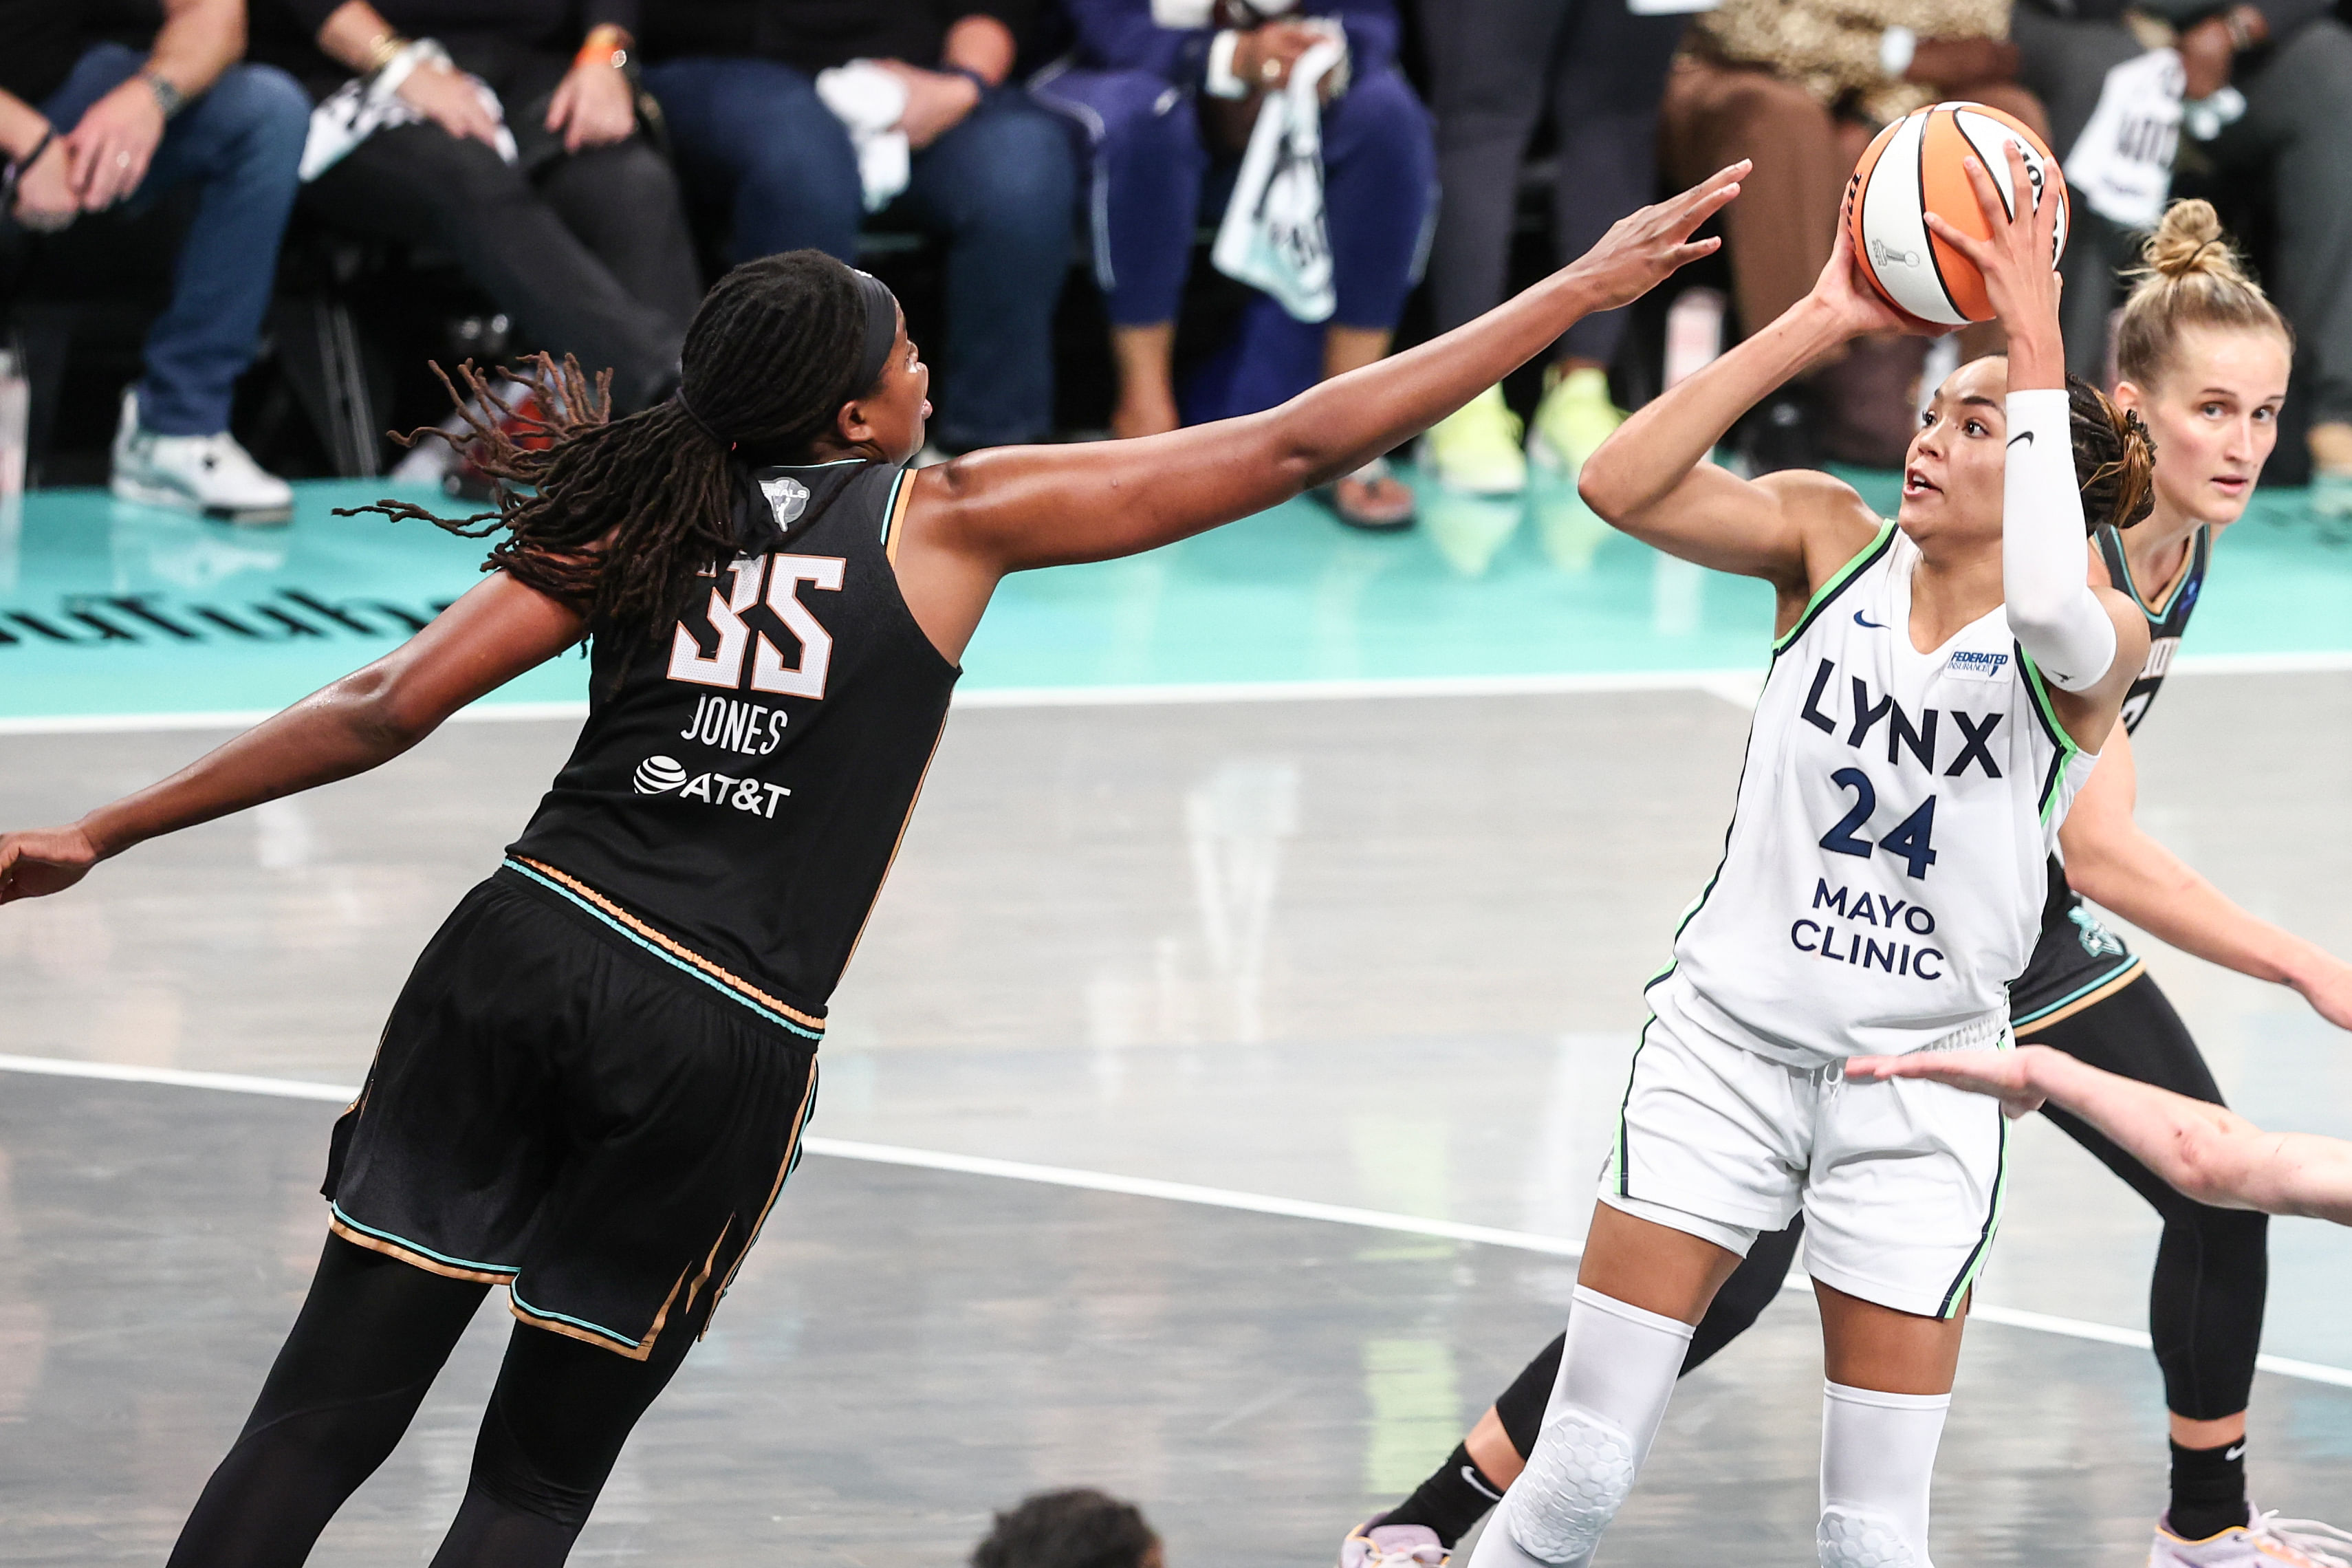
[
  {"xmin": 347, "ymin": 250, "xmax": 880, "ymax": 632},
  {"xmin": 2067, "ymin": 373, "xmax": 2157, "ymax": 534}
]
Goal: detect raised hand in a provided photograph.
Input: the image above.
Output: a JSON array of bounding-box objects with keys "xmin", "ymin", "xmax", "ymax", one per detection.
[
  {"xmin": 1924, "ymin": 139, "xmax": 2067, "ymax": 380},
  {"xmin": 0, "ymin": 824, "xmax": 101, "ymax": 904},
  {"xmin": 1561, "ymin": 162, "xmax": 1748, "ymax": 314},
  {"xmin": 1807, "ymin": 198, "xmax": 1942, "ymax": 342}
]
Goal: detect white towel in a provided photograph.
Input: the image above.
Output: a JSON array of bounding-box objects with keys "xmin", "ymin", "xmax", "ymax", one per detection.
[
  {"xmin": 298, "ymin": 41, "xmax": 516, "ymax": 185},
  {"xmin": 814, "ymin": 61, "xmax": 912, "ymax": 213}
]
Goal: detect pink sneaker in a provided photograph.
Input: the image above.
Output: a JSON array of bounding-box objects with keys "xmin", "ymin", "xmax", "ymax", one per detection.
[
  {"xmin": 1339, "ymin": 1516, "xmax": 1448, "ymax": 1567},
  {"xmin": 2151, "ymin": 1507, "xmax": 2352, "ymax": 1567}
]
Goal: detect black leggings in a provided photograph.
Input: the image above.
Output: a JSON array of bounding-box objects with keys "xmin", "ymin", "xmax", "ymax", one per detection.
[
  {"xmin": 166, "ymin": 1234, "xmax": 703, "ymax": 1567},
  {"xmin": 1491, "ymin": 973, "xmax": 2267, "ymax": 1455}
]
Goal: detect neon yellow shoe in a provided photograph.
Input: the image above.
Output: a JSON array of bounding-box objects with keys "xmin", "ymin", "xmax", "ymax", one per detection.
[
  {"xmin": 1527, "ymin": 365, "xmax": 1624, "ymax": 481},
  {"xmin": 1419, "ymin": 384, "xmax": 1526, "ymax": 497}
]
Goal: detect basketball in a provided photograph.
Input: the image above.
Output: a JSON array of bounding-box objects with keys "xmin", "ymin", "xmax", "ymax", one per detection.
[{"xmin": 1847, "ymin": 100, "xmax": 2070, "ymax": 327}]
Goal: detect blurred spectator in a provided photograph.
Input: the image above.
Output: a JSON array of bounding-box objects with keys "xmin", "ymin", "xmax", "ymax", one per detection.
[
  {"xmin": 1413, "ymin": 0, "xmax": 1689, "ymax": 499},
  {"xmin": 259, "ymin": 0, "xmax": 702, "ymax": 413},
  {"xmin": 1660, "ymin": 0, "xmax": 2047, "ymax": 465},
  {"xmin": 2014, "ymin": 0, "xmax": 2352, "ymax": 512},
  {"xmin": 640, "ymin": 1, "xmax": 1076, "ymax": 456},
  {"xmin": 971, "ymin": 1488, "xmax": 1163, "ymax": 1568},
  {"xmin": 1034, "ymin": 0, "xmax": 1435, "ymax": 529},
  {"xmin": 2, "ymin": 0, "xmax": 307, "ymax": 520}
]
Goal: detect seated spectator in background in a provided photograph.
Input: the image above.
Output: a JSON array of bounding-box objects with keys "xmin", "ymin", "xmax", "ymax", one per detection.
[
  {"xmin": 1413, "ymin": 0, "xmax": 1690, "ymax": 499},
  {"xmin": 640, "ymin": 1, "xmax": 1076, "ymax": 457},
  {"xmin": 972, "ymin": 1488, "xmax": 1164, "ymax": 1568},
  {"xmin": 1, "ymin": 0, "xmax": 307, "ymax": 521},
  {"xmin": 1034, "ymin": 0, "xmax": 1435, "ymax": 530},
  {"xmin": 1661, "ymin": 0, "xmax": 2046, "ymax": 464},
  {"xmin": 2012, "ymin": 0, "xmax": 2352, "ymax": 513},
  {"xmin": 259, "ymin": 0, "xmax": 701, "ymax": 413}
]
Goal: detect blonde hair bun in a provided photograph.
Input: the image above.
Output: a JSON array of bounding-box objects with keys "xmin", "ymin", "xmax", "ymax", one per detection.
[
  {"xmin": 2139, "ymin": 199, "xmax": 2247, "ymax": 284},
  {"xmin": 2115, "ymin": 199, "xmax": 2291, "ymax": 386}
]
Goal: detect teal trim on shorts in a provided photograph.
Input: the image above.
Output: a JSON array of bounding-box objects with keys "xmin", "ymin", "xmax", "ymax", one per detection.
[
  {"xmin": 501, "ymin": 858, "xmax": 823, "ymax": 1041},
  {"xmin": 2010, "ymin": 955, "xmax": 2143, "ymax": 1030},
  {"xmin": 330, "ymin": 1203, "xmax": 517, "ymax": 1278},
  {"xmin": 508, "ymin": 1283, "xmax": 644, "ymax": 1353}
]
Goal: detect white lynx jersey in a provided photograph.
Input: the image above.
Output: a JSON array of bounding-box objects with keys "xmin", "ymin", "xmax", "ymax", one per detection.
[{"xmin": 1659, "ymin": 522, "xmax": 2100, "ymax": 1068}]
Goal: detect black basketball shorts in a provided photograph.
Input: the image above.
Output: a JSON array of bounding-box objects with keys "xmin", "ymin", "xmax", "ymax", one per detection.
[{"xmin": 323, "ymin": 867, "xmax": 820, "ymax": 1360}]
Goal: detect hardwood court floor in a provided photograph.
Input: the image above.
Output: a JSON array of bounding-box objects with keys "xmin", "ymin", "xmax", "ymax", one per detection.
[{"xmin": 4, "ymin": 679, "xmax": 2351, "ymax": 1563}]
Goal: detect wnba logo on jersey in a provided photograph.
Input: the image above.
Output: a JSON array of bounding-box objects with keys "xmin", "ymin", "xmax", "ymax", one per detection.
[{"xmin": 667, "ymin": 553, "xmax": 846, "ymax": 699}]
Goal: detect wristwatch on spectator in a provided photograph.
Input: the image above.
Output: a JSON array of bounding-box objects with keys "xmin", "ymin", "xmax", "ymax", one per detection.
[
  {"xmin": 139, "ymin": 67, "xmax": 188, "ymax": 119},
  {"xmin": 943, "ymin": 65, "xmax": 992, "ymax": 94},
  {"xmin": 574, "ymin": 24, "xmax": 633, "ymax": 74}
]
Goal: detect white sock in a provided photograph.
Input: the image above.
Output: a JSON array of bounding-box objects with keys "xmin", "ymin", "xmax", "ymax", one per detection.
[
  {"xmin": 1469, "ymin": 1286, "xmax": 1695, "ymax": 1567},
  {"xmin": 1818, "ymin": 1380, "xmax": 1951, "ymax": 1568}
]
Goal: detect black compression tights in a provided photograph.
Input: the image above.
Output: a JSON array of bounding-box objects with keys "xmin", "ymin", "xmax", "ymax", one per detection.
[
  {"xmin": 1488, "ymin": 975, "xmax": 2267, "ymax": 1459},
  {"xmin": 166, "ymin": 1234, "xmax": 701, "ymax": 1568}
]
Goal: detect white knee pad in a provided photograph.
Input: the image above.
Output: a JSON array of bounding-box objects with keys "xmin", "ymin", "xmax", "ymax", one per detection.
[
  {"xmin": 1503, "ymin": 1405, "xmax": 1638, "ymax": 1565},
  {"xmin": 1818, "ymin": 1505, "xmax": 1927, "ymax": 1568}
]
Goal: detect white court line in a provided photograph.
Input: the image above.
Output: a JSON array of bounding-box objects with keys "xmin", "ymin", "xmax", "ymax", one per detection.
[
  {"xmin": 3, "ymin": 650, "xmax": 2345, "ymax": 736},
  {"xmin": 4, "ymin": 1053, "xmax": 2348, "ymax": 1391}
]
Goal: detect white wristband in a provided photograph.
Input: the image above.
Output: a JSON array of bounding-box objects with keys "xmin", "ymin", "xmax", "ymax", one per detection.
[
  {"xmin": 1204, "ymin": 30, "xmax": 1248, "ymax": 98},
  {"xmin": 1879, "ymin": 25, "xmax": 1917, "ymax": 78}
]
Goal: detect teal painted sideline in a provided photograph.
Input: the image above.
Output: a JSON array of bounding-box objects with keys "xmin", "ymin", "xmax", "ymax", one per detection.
[{"xmin": 3, "ymin": 469, "xmax": 2347, "ymax": 720}]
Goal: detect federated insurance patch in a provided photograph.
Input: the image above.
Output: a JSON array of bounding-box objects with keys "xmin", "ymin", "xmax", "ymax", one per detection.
[{"xmin": 1945, "ymin": 649, "xmax": 2011, "ymax": 682}]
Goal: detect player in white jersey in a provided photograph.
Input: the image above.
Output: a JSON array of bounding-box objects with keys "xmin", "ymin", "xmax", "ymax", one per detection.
[{"xmin": 1458, "ymin": 150, "xmax": 2151, "ymax": 1568}]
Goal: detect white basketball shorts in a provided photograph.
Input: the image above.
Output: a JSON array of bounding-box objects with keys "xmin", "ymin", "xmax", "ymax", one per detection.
[{"xmin": 1597, "ymin": 981, "xmax": 2010, "ymax": 1320}]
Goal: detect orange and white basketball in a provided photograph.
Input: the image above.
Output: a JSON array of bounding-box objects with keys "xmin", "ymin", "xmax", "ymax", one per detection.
[{"xmin": 1847, "ymin": 101, "xmax": 2069, "ymax": 327}]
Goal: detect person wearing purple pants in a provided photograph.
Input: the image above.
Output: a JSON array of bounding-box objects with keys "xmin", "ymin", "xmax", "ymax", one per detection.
[{"xmin": 1033, "ymin": 0, "xmax": 1434, "ymax": 529}]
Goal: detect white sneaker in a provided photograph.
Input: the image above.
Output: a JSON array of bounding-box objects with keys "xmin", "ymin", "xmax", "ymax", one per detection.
[
  {"xmin": 111, "ymin": 389, "xmax": 294, "ymax": 524},
  {"xmin": 2153, "ymin": 1508, "xmax": 2352, "ymax": 1567}
]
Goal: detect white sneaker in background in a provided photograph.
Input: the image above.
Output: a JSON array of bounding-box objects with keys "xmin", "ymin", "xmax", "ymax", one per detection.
[
  {"xmin": 2152, "ymin": 1508, "xmax": 2352, "ymax": 1567},
  {"xmin": 110, "ymin": 389, "xmax": 295, "ymax": 525}
]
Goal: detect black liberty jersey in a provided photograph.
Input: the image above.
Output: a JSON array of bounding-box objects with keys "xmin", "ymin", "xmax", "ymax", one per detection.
[
  {"xmin": 2097, "ymin": 521, "xmax": 2208, "ymax": 735},
  {"xmin": 2010, "ymin": 523, "xmax": 2210, "ymax": 1028},
  {"xmin": 505, "ymin": 459, "xmax": 957, "ymax": 1036}
]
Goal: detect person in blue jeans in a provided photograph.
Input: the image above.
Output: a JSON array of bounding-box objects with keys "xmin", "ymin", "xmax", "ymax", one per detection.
[
  {"xmin": 1, "ymin": 0, "xmax": 308, "ymax": 521},
  {"xmin": 640, "ymin": 1, "xmax": 1076, "ymax": 456},
  {"xmin": 1033, "ymin": 0, "xmax": 1434, "ymax": 529}
]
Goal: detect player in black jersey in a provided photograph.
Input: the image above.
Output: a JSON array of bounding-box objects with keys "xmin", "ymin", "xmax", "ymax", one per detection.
[
  {"xmin": 1342, "ymin": 202, "xmax": 2352, "ymax": 1568},
  {"xmin": 0, "ymin": 168, "xmax": 1750, "ymax": 1565}
]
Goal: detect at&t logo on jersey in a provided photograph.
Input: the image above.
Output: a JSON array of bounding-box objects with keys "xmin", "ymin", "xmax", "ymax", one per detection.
[{"xmin": 633, "ymin": 754, "xmax": 792, "ymax": 819}]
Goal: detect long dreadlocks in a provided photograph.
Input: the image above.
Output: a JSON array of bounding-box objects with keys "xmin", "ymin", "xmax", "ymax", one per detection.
[{"xmin": 344, "ymin": 250, "xmax": 884, "ymax": 633}]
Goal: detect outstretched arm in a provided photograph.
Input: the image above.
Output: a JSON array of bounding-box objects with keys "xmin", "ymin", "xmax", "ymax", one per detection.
[
  {"xmin": 0, "ymin": 574, "xmax": 585, "ymax": 903},
  {"xmin": 2059, "ymin": 726, "xmax": 2352, "ymax": 1027},
  {"xmin": 1847, "ymin": 1045, "xmax": 2352, "ymax": 1224},
  {"xmin": 888, "ymin": 166, "xmax": 1747, "ymax": 658}
]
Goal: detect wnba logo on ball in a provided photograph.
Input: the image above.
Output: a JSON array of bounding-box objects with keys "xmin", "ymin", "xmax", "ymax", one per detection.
[
  {"xmin": 1868, "ymin": 237, "xmax": 1922, "ymax": 270},
  {"xmin": 1849, "ymin": 100, "xmax": 2069, "ymax": 326},
  {"xmin": 633, "ymin": 756, "xmax": 688, "ymax": 794}
]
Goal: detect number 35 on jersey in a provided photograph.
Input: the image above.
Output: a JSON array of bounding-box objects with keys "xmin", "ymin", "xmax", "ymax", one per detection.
[{"xmin": 667, "ymin": 553, "xmax": 846, "ymax": 699}]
